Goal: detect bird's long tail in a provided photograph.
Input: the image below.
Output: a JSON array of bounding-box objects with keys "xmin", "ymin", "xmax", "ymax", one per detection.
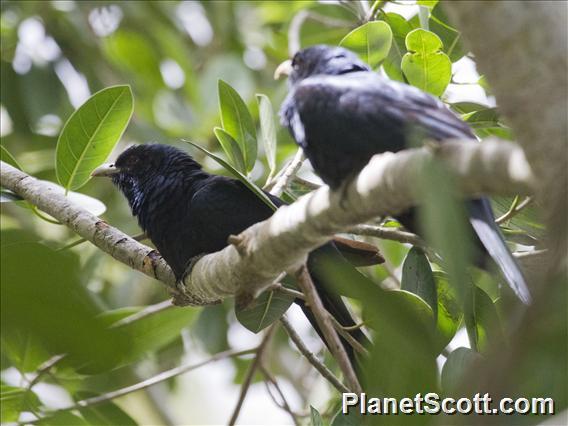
[
  {"xmin": 468, "ymin": 199, "xmax": 532, "ymax": 304},
  {"xmin": 294, "ymin": 243, "xmax": 370, "ymax": 368}
]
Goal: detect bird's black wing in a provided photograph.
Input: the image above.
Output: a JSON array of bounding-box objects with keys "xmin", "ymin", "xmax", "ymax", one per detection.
[
  {"xmin": 186, "ymin": 175, "xmax": 370, "ymax": 358},
  {"xmin": 282, "ymin": 71, "xmax": 530, "ymax": 303}
]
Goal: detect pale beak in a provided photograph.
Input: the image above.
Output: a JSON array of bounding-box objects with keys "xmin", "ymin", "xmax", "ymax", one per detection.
[
  {"xmin": 91, "ymin": 163, "xmax": 120, "ymax": 178},
  {"xmin": 274, "ymin": 59, "xmax": 293, "ymax": 80}
]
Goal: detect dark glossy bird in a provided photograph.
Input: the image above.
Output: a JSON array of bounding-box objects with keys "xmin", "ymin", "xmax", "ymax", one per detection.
[
  {"xmin": 278, "ymin": 44, "xmax": 531, "ymax": 304},
  {"xmin": 92, "ymin": 143, "xmax": 378, "ymax": 362}
]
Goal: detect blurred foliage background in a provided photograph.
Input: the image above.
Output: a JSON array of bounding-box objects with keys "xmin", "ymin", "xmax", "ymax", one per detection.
[{"xmin": 0, "ymin": 1, "xmax": 565, "ymax": 425}]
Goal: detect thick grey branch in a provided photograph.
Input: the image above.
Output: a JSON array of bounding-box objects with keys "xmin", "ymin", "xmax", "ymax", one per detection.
[{"xmin": 0, "ymin": 138, "xmax": 534, "ymax": 306}]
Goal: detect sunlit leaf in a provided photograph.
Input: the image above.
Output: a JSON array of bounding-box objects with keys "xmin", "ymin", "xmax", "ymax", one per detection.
[
  {"xmin": 56, "ymin": 85, "xmax": 133, "ymax": 191},
  {"xmin": 402, "ymin": 29, "xmax": 451, "ymax": 96},
  {"xmin": 256, "ymin": 94, "xmax": 277, "ymax": 177},
  {"xmin": 218, "ymin": 80, "xmax": 257, "ymax": 173},
  {"xmin": 401, "ymin": 247, "xmax": 437, "ymax": 317},
  {"xmin": 214, "ymin": 127, "xmax": 246, "ymax": 173},
  {"xmin": 339, "ymin": 21, "xmax": 392, "ymax": 69}
]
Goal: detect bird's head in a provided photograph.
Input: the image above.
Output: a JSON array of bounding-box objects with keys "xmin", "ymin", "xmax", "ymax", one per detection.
[
  {"xmin": 274, "ymin": 45, "xmax": 369, "ymax": 85},
  {"xmin": 91, "ymin": 144, "xmax": 204, "ymax": 214}
]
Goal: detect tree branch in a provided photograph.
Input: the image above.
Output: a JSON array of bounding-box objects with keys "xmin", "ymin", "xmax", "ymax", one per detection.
[{"xmin": 0, "ymin": 138, "xmax": 534, "ymax": 307}]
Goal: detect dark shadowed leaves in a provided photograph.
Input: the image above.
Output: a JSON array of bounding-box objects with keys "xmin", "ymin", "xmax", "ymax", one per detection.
[
  {"xmin": 1, "ymin": 230, "xmax": 129, "ymax": 373},
  {"xmin": 441, "ymin": 347, "xmax": 483, "ymax": 395}
]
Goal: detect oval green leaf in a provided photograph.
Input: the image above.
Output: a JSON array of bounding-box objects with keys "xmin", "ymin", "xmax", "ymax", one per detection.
[
  {"xmin": 56, "ymin": 85, "xmax": 134, "ymax": 191},
  {"xmin": 401, "ymin": 29, "xmax": 451, "ymax": 96},
  {"xmin": 381, "ymin": 12, "xmax": 413, "ymax": 81},
  {"xmin": 236, "ymin": 285, "xmax": 295, "ymax": 333},
  {"xmin": 218, "ymin": 80, "xmax": 257, "ymax": 173},
  {"xmin": 401, "ymin": 246, "xmax": 437, "ymax": 318},
  {"xmin": 340, "ymin": 21, "xmax": 393, "ymax": 69}
]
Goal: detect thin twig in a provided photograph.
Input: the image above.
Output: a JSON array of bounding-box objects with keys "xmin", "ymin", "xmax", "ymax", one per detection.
[
  {"xmin": 330, "ymin": 317, "xmax": 369, "ymax": 356},
  {"xmin": 228, "ymin": 325, "xmax": 277, "ymax": 425},
  {"xmin": 496, "ymin": 196, "xmax": 533, "ymax": 224},
  {"xmin": 350, "ymin": 224, "xmax": 425, "ymax": 247},
  {"xmin": 25, "ymin": 348, "xmax": 257, "ymax": 425},
  {"xmin": 260, "ymin": 365, "xmax": 301, "ymax": 426},
  {"xmin": 269, "ymin": 149, "xmax": 305, "ymax": 197},
  {"xmin": 111, "ymin": 300, "xmax": 173, "ymax": 328},
  {"xmin": 25, "ymin": 354, "xmax": 66, "ymax": 390},
  {"xmin": 279, "ymin": 316, "xmax": 349, "ymax": 394},
  {"xmin": 295, "ymin": 266, "xmax": 361, "ymax": 393},
  {"xmin": 268, "ymin": 283, "xmax": 306, "ymax": 300}
]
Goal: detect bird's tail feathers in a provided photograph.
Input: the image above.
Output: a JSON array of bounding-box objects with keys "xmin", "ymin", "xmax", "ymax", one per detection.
[{"xmin": 468, "ymin": 199, "xmax": 531, "ymax": 304}]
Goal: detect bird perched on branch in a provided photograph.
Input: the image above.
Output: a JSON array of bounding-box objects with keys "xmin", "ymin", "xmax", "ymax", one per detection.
[
  {"xmin": 277, "ymin": 44, "xmax": 531, "ymax": 304},
  {"xmin": 92, "ymin": 144, "xmax": 381, "ymax": 363}
]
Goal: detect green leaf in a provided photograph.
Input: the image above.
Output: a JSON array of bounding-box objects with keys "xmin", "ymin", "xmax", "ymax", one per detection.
[
  {"xmin": 417, "ymin": 159, "xmax": 476, "ymax": 349},
  {"xmin": 310, "ymin": 406, "xmax": 324, "ymax": 426},
  {"xmin": 1, "ymin": 385, "xmax": 41, "ymax": 422},
  {"xmin": 236, "ymin": 278, "xmax": 295, "ymax": 333},
  {"xmin": 214, "ymin": 127, "xmax": 246, "ymax": 173},
  {"xmin": 1, "ymin": 230, "xmax": 129, "ymax": 373},
  {"xmin": 381, "ymin": 12, "xmax": 413, "ymax": 82},
  {"xmin": 331, "ymin": 408, "xmax": 362, "ymax": 426},
  {"xmin": 56, "ymin": 85, "xmax": 133, "ymax": 191},
  {"xmin": 429, "ymin": 6, "xmax": 465, "ymax": 62},
  {"xmin": 401, "ymin": 29, "xmax": 451, "ymax": 96},
  {"xmin": 474, "ymin": 288, "xmax": 505, "ymax": 353},
  {"xmin": 0, "ymin": 144, "xmax": 22, "ymax": 170},
  {"xmin": 441, "ymin": 347, "xmax": 483, "ymax": 395},
  {"xmin": 434, "ymin": 271, "xmax": 462, "ymax": 351},
  {"xmin": 256, "ymin": 94, "xmax": 277, "ymax": 177},
  {"xmin": 339, "ymin": 21, "xmax": 392, "ymax": 69},
  {"xmin": 193, "ymin": 304, "xmax": 229, "ymax": 353},
  {"xmin": 417, "ymin": 0, "xmax": 439, "ymax": 7},
  {"xmin": 218, "ymin": 80, "xmax": 257, "ymax": 173},
  {"xmin": 184, "ymin": 140, "xmax": 277, "ymax": 211},
  {"xmin": 401, "ymin": 247, "xmax": 437, "ymax": 317},
  {"xmin": 102, "ymin": 304, "xmax": 197, "ymax": 364},
  {"xmin": 76, "ymin": 392, "xmax": 137, "ymax": 425}
]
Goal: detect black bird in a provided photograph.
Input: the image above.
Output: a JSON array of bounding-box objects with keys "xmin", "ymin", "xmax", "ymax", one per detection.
[
  {"xmin": 92, "ymin": 144, "xmax": 378, "ymax": 362},
  {"xmin": 278, "ymin": 44, "xmax": 531, "ymax": 304}
]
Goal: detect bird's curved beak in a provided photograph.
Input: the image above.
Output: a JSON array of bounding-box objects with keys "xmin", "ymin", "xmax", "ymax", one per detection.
[
  {"xmin": 91, "ymin": 163, "xmax": 120, "ymax": 178},
  {"xmin": 274, "ymin": 59, "xmax": 293, "ymax": 80}
]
